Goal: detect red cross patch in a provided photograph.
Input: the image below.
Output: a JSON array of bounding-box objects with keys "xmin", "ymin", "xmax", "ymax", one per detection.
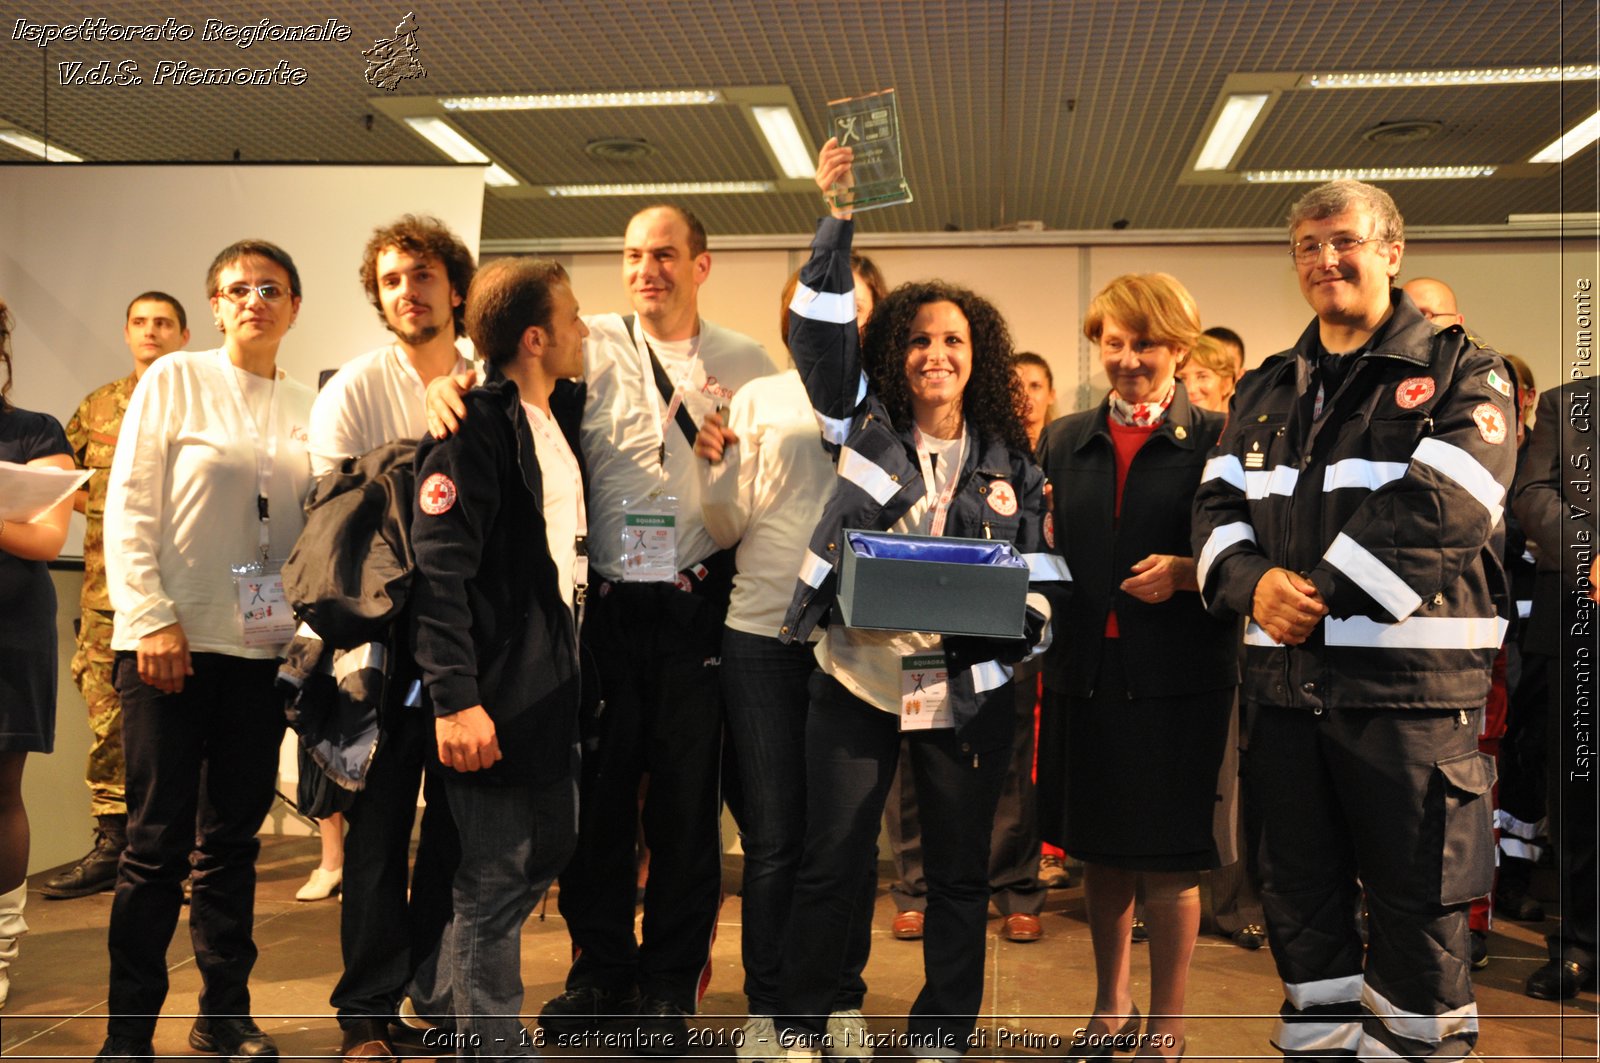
[
  {"xmin": 987, "ymin": 481, "xmax": 1019, "ymax": 516},
  {"xmin": 1472, "ymin": 403, "xmax": 1508, "ymax": 445},
  {"xmin": 1395, "ymin": 377, "xmax": 1435, "ymax": 409},
  {"xmin": 419, "ymin": 472, "xmax": 457, "ymax": 516}
]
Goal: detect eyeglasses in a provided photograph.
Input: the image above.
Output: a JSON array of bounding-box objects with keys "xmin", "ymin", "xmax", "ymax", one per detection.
[
  {"xmin": 216, "ymin": 283, "xmax": 289, "ymax": 305},
  {"xmin": 1289, "ymin": 234, "xmax": 1384, "ymax": 264}
]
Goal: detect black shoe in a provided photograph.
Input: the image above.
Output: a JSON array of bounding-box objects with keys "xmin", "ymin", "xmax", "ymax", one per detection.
[
  {"xmin": 41, "ymin": 817, "xmax": 125, "ymax": 899},
  {"xmin": 1065, "ymin": 1004, "xmax": 1140, "ymax": 1062},
  {"xmin": 632, "ymin": 997, "xmax": 689, "ymax": 1058},
  {"xmin": 1526, "ymin": 957, "xmax": 1597, "ymax": 1000},
  {"xmin": 1469, "ymin": 930, "xmax": 1489, "ymax": 970},
  {"xmin": 539, "ymin": 984, "xmax": 640, "ymax": 1033},
  {"xmin": 189, "ymin": 1016, "xmax": 280, "ymax": 1059},
  {"xmin": 95, "ymin": 1035, "xmax": 154, "ymax": 1062},
  {"xmin": 1130, "ymin": 917, "xmax": 1148, "ymax": 944},
  {"xmin": 1232, "ymin": 924, "xmax": 1267, "ymax": 950},
  {"xmin": 1493, "ymin": 888, "xmax": 1546, "ymax": 923}
]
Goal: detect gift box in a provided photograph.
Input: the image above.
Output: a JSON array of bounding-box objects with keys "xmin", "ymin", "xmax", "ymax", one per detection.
[{"xmin": 836, "ymin": 529, "xmax": 1029, "ymax": 638}]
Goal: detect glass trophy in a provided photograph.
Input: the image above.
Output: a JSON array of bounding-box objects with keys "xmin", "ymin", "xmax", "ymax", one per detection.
[{"xmin": 826, "ymin": 88, "xmax": 913, "ymax": 212}]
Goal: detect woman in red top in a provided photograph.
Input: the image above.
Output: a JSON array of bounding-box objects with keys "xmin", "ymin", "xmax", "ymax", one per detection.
[{"xmin": 1035, "ymin": 274, "xmax": 1238, "ymax": 1062}]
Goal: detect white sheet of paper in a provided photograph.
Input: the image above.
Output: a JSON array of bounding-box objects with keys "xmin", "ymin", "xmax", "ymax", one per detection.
[{"xmin": 0, "ymin": 461, "xmax": 91, "ymax": 522}]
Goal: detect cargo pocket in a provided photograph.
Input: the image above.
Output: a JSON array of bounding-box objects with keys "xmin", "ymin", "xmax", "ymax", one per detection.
[{"xmin": 1436, "ymin": 750, "xmax": 1497, "ymax": 906}]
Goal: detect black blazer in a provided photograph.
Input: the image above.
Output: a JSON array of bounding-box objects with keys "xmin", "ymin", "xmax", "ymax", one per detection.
[
  {"xmin": 1037, "ymin": 385, "xmax": 1238, "ymax": 699},
  {"xmin": 1512, "ymin": 380, "xmax": 1599, "ymax": 658}
]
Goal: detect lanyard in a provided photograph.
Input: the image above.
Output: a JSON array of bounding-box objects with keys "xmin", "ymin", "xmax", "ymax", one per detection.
[
  {"xmin": 218, "ymin": 350, "xmax": 280, "ymax": 561},
  {"xmin": 913, "ymin": 426, "xmax": 967, "ymax": 537},
  {"xmin": 630, "ymin": 315, "xmax": 702, "ymax": 475}
]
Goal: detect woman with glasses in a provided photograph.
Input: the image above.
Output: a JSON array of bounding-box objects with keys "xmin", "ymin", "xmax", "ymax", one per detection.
[
  {"xmin": 96, "ymin": 241, "xmax": 315, "ymax": 1063},
  {"xmin": 0, "ymin": 297, "xmax": 77, "ymax": 1011},
  {"xmin": 1035, "ymin": 274, "xmax": 1239, "ymax": 1062}
]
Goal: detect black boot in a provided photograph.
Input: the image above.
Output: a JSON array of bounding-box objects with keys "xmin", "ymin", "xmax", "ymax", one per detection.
[{"xmin": 41, "ymin": 814, "xmax": 126, "ymax": 899}]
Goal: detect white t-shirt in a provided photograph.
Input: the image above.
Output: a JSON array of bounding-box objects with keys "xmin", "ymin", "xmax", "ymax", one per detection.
[
  {"xmin": 105, "ymin": 349, "xmax": 315, "ymax": 658},
  {"xmin": 697, "ymin": 370, "xmax": 836, "ymax": 638},
  {"xmin": 818, "ymin": 430, "xmax": 966, "ymax": 714},
  {"xmin": 308, "ymin": 344, "xmax": 472, "ymax": 476},
  {"xmin": 580, "ymin": 313, "xmax": 773, "ymax": 580},
  {"xmin": 523, "ymin": 401, "xmax": 586, "ymax": 613}
]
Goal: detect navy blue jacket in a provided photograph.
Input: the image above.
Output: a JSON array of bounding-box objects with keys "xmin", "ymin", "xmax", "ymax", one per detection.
[
  {"xmin": 1037, "ymin": 386, "xmax": 1238, "ymax": 699},
  {"xmin": 1192, "ymin": 292, "xmax": 1515, "ymax": 712},
  {"xmin": 779, "ymin": 217, "xmax": 1071, "ymax": 749},
  {"xmin": 411, "ymin": 374, "xmax": 586, "ymax": 784}
]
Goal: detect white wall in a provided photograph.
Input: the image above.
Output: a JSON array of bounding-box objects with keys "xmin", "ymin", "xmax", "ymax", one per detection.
[
  {"xmin": 0, "ymin": 162, "xmax": 485, "ymax": 556},
  {"xmin": 555, "ymin": 235, "xmax": 1590, "ymax": 420}
]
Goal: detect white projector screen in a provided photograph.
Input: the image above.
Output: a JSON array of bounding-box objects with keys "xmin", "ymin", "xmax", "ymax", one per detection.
[{"xmin": 0, "ymin": 161, "xmax": 485, "ymax": 554}]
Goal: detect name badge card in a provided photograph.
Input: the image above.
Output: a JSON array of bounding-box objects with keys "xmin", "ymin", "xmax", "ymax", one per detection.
[
  {"xmin": 900, "ymin": 652, "xmax": 952, "ymax": 731},
  {"xmin": 620, "ymin": 495, "xmax": 679, "ymax": 582},
  {"xmin": 233, "ymin": 559, "xmax": 294, "ymax": 651}
]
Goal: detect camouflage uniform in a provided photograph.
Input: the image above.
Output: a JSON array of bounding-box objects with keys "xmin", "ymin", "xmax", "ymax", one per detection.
[{"xmin": 64, "ymin": 375, "xmax": 134, "ymax": 818}]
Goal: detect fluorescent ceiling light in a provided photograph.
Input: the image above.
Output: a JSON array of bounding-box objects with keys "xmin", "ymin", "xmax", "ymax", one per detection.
[
  {"xmin": 0, "ymin": 128, "xmax": 82, "ymax": 162},
  {"xmin": 1303, "ymin": 63, "xmax": 1598, "ymax": 89},
  {"xmin": 1243, "ymin": 165, "xmax": 1497, "ymax": 183},
  {"xmin": 484, "ymin": 164, "xmax": 519, "ymax": 187},
  {"xmin": 751, "ymin": 105, "xmax": 814, "ymax": 179},
  {"xmin": 1530, "ymin": 110, "xmax": 1600, "ymax": 163},
  {"xmin": 1195, "ymin": 93, "xmax": 1269, "ymax": 170},
  {"xmin": 442, "ymin": 90, "xmax": 721, "ymax": 111},
  {"xmin": 545, "ymin": 181, "xmax": 776, "ymax": 198},
  {"xmin": 402, "ymin": 116, "xmax": 522, "ymax": 188},
  {"xmin": 404, "ymin": 116, "xmax": 490, "ymax": 163}
]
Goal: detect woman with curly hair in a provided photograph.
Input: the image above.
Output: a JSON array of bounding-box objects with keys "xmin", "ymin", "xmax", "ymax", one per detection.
[{"xmin": 772, "ymin": 140, "xmax": 1068, "ymax": 1061}]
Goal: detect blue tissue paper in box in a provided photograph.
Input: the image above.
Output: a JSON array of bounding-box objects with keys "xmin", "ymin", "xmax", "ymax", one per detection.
[{"xmin": 836, "ymin": 529, "xmax": 1028, "ymax": 637}]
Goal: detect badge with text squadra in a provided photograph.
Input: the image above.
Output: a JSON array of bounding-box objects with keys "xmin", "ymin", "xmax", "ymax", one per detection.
[
  {"xmin": 619, "ymin": 494, "xmax": 679, "ymax": 582},
  {"xmin": 900, "ymin": 651, "xmax": 952, "ymax": 731}
]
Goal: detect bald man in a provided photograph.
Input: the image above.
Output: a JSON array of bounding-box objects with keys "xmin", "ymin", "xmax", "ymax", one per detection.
[{"xmin": 1401, "ymin": 276, "xmax": 1464, "ymax": 329}]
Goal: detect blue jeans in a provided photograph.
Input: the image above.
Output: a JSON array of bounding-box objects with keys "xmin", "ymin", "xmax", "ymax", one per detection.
[
  {"xmin": 441, "ymin": 773, "xmax": 578, "ymax": 1058},
  {"xmin": 721, "ymin": 629, "xmax": 872, "ymax": 1016},
  {"xmin": 777, "ymin": 672, "xmax": 1010, "ymax": 1059}
]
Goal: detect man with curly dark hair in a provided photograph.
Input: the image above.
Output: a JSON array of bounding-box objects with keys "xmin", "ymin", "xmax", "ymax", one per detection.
[{"xmin": 307, "ymin": 214, "xmax": 476, "ymax": 1062}]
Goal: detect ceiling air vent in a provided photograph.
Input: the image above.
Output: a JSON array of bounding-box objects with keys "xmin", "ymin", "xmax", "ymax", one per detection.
[
  {"xmin": 1360, "ymin": 120, "xmax": 1443, "ymax": 145},
  {"xmin": 585, "ymin": 137, "xmax": 657, "ymax": 161}
]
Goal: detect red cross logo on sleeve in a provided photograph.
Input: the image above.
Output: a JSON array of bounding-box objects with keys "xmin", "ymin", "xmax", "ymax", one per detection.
[
  {"xmin": 419, "ymin": 472, "xmax": 458, "ymax": 515},
  {"xmin": 1395, "ymin": 377, "xmax": 1436, "ymax": 409}
]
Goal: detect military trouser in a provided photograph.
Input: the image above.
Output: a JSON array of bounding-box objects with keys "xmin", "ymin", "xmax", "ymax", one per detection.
[{"xmin": 71, "ymin": 608, "xmax": 125, "ymax": 816}]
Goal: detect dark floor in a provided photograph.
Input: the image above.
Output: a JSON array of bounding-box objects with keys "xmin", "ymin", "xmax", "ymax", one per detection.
[{"xmin": 2, "ymin": 836, "xmax": 1595, "ymax": 1061}]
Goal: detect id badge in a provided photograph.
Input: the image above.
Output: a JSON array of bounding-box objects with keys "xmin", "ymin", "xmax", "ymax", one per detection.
[
  {"xmin": 900, "ymin": 651, "xmax": 953, "ymax": 731},
  {"xmin": 232, "ymin": 559, "xmax": 295, "ymax": 651},
  {"xmin": 619, "ymin": 494, "xmax": 679, "ymax": 582}
]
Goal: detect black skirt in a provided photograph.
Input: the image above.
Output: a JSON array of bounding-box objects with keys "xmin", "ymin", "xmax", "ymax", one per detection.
[{"xmin": 1039, "ymin": 638, "xmax": 1233, "ymax": 871}]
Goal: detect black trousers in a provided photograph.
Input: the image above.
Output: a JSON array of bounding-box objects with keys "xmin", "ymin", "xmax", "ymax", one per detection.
[
  {"xmin": 1541, "ymin": 653, "xmax": 1598, "ymax": 966},
  {"xmin": 107, "ymin": 653, "xmax": 284, "ymax": 1039},
  {"xmin": 777, "ymin": 672, "xmax": 1009, "ymax": 1057},
  {"xmin": 887, "ymin": 659, "xmax": 1044, "ymax": 916},
  {"xmin": 331, "ymin": 693, "xmax": 460, "ymax": 1027},
  {"xmin": 557, "ymin": 580, "xmax": 727, "ymax": 1010},
  {"xmin": 1248, "ymin": 705, "xmax": 1493, "ymax": 1061}
]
